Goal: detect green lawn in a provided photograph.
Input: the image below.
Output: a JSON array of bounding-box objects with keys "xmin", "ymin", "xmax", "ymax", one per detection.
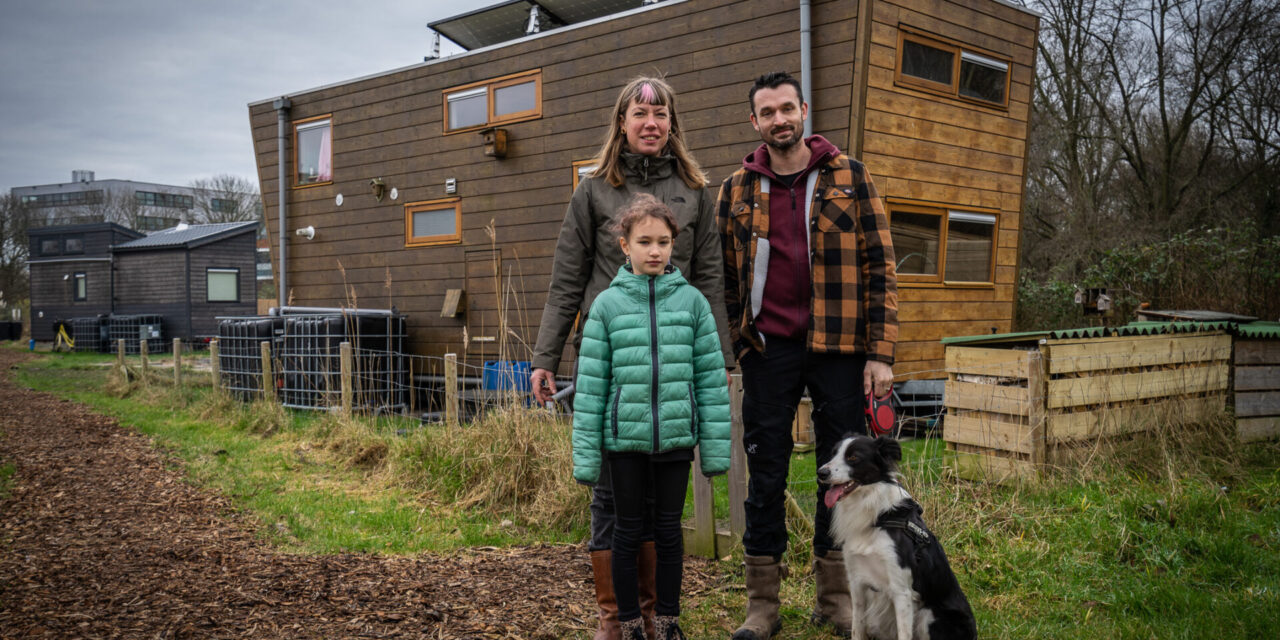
[{"xmin": 10, "ymin": 347, "xmax": 1280, "ymax": 639}]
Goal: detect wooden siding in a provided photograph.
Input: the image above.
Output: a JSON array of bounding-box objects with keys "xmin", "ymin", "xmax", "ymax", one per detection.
[
  {"xmin": 188, "ymin": 234, "xmax": 259, "ymax": 338},
  {"xmin": 248, "ymin": 0, "xmax": 1036, "ymax": 378},
  {"xmin": 862, "ymin": 0, "xmax": 1037, "ymax": 377},
  {"xmin": 28, "ymin": 260, "xmax": 113, "ymax": 340}
]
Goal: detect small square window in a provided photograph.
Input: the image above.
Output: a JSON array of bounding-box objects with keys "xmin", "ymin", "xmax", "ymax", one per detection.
[
  {"xmin": 65, "ymin": 237, "xmax": 84, "ymax": 253},
  {"xmin": 959, "ymin": 52, "xmax": 1009, "ymax": 105},
  {"xmin": 492, "ymin": 79, "xmax": 538, "ymax": 119},
  {"xmin": 41, "ymin": 239, "xmax": 60, "ymax": 255},
  {"xmin": 443, "ymin": 70, "xmax": 542, "ymax": 134},
  {"xmin": 405, "ymin": 198, "xmax": 462, "ymax": 247},
  {"xmin": 207, "ymin": 268, "xmax": 240, "ymax": 303},
  {"xmin": 447, "ymin": 88, "xmax": 488, "ymax": 131},
  {"xmin": 294, "ymin": 116, "xmax": 333, "ymax": 187},
  {"xmin": 74, "ymin": 273, "xmax": 87, "ymax": 301},
  {"xmin": 944, "ymin": 211, "xmax": 996, "ymax": 282},
  {"xmin": 890, "ymin": 210, "xmax": 942, "ymax": 277},
  {"xmin": 901, "ymin": 38, "xmax": 954, "ymax": 87}
]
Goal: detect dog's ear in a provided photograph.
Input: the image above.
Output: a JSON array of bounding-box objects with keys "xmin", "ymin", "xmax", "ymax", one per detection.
[{"xmin": 875, "ymin": 436, "xmax": 902, "ymax": 463}]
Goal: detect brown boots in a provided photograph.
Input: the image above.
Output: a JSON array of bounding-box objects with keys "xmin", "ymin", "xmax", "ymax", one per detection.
[
  {"xmin": 731, "ymin": 554, "xmax": 788, "ymax": 640},
  {"xmin": 811, "ymin": 550, "xmax": 853, "ymax": 633},
  {"xmin": 590, "ymin": 542, "xmax": 658, "ymax": 640}
]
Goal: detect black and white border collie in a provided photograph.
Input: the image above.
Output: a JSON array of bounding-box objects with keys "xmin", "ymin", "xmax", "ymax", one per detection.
[{"xmin": 818, "ymin": 436, "xmax": 976, "ymax": 640}]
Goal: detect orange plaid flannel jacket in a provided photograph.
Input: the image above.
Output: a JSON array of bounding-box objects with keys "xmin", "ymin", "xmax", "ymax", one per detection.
[{"xmin": 716, "ymin": 154, "xmax": 898, "ymax": 363}]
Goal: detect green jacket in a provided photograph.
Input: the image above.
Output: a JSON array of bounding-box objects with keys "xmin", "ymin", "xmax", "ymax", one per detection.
[
  {"xmin": 533, "ymin": 153, "xmax": 734, "ymax": 374},
  {"xmin": 572, "ymin": 265, "xmax": 732, "ymax": 485}
]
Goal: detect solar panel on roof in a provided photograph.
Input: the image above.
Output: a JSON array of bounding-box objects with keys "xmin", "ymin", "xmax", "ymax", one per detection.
[{"xmin": 430, "ymin": 0, "xmax": 643, "ymax": 51}]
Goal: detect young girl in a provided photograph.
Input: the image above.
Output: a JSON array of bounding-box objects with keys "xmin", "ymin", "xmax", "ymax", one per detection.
[{"xmin": 573, "ymin": 193, "xmax": 732, "ymax": 640}]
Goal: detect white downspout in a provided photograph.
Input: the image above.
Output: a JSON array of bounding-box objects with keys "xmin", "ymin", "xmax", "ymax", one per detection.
[{"xmin": 800, "ymin": 0, "xmax": 813, "ymax": 138}]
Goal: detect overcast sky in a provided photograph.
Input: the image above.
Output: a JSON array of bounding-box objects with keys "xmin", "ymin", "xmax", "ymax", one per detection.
[{"xmin": 0, "ymin": 1, "xmax": 485, "ymax": 194}]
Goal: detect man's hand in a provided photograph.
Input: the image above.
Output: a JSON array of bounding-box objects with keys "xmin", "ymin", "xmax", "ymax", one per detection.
[
  {"xmin": 863, "ymin": 360, "xmax": 894, "ymax": 398},
  {"xmin": 531, "ymin": 368, "xmax": 557, "ymax": 406}
]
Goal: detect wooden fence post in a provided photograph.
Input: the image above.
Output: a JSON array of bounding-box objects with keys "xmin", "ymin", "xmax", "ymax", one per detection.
[
  {"xmin": 340, "ymin": 341, "xmax": 353, "ymax": 415},
  {"xmin": 116, "ymin": 339, "xmax": 126, "ymax": 372},
  {"xmin": 728, "ymin": 373, "xmax": 748, "ymax": 538},
  {"xmin": 260, "ymin": 341, "xmax": 274, "ymax": 401},
  {"xmin": 173, "ymin": 338, "xmax": 182, "ymax": 388},
  {"xmin": 689, "ymin": 450, "xmax": 717, "ymax": 558},
  {"xmin": 209, "ymin": 339, "xmax": 221, "ymax": 394},
  {"xmin": 444, "ymin": 353, "xmax": 459, "ymax": 426},
  {"xmin": 1027, "ymin": 348, "xmax": 1047, "ymax": 470},
  {"xmin": 140, "ymin": 339, "xmax": 149, "ymax": 381}
]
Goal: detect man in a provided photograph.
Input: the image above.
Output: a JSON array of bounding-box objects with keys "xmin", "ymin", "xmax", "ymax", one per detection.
[{"xmin": 717, "ymin": 71, "xmax": 898, "ymax": 640}]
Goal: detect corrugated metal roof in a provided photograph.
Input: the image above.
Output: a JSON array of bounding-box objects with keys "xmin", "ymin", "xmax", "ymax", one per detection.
[
  {"xmin": 943, "ymin": 320, "xmax": 1270, "ymax": 346},
  {"xmin": 1238, "ymin": 322, "xmax": 1280, "ymax": 340},
  {"xmin": 113, "ymin": 222, "xmax": 256, "ymax": 251},
  {"xmin": 429, "ymin": 0, "xmax": 639, "ymax": 50}
]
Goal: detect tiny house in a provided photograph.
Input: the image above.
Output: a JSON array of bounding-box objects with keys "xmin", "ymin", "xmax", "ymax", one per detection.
[
  {"xmin": 248, "ymin": 0, "xmax": 1038, "ymax": 379},
  {"xmin": 27, "ymin": 222, "xmax": 142, "ymax": 341}
]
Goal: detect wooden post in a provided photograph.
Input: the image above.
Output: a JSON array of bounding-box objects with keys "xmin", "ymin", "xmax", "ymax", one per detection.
[
  {"xmin": 689, "ymin": 449, "xmax": 717, "ymax": 558},
  {"xmin": 116, "ymin": 339, "xmax": 126, "ymax": 371},
  {"xmin": 260, "ymin": 341, "xmax": 274, "ymax": 400},
  {"xmin": 340, "ymin": 341, "xmax": 353, "ymax": 415},
  {"xmin": 408, "ymin": 356, "xmax": 416, "ymax": 415},
  {"xmin": 210, "ymin": 339, "xmax": 221, "ymax": 394},
  {"xmin": 1027, "ymin": 347, "xmax": 1047, "ymax": 470},
  {"xmin": 173, "ymin": 338, "xmax": 182, "ymax": 388},
  {"xmin": 728, "ymin": 373, "xmax": 748, "ymax": 538},
  {"xmin": 140, "ymin": 339, "xmax": 149, "ymax": 379},
  {"xmin": 444, "ymin": 353, "xmax": 459, "ymax": 426}
]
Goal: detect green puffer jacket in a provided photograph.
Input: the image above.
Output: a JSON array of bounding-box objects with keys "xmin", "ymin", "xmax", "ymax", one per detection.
[{"xmin": 572, "ymin": 265, "xmax": 732, "ymax": 485}]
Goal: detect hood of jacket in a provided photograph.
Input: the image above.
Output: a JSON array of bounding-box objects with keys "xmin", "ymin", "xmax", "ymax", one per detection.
[
  {"xmin": 609, "ymin": 263, "xmax": 686, "ymax": 300},
  {"xmin": 741, "ymin": 134, "xmax": 841, "ymax": 180}
]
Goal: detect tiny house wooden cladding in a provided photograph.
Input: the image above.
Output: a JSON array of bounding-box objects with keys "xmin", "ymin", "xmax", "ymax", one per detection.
[{"xmin": 248, "ymin": 0, "xmax": 1039, "ymax": 376}]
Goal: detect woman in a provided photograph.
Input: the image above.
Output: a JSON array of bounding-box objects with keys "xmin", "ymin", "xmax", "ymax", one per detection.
[{"xmin": 530, "ymin": 76, "xmax": 732, "ymax": 639}]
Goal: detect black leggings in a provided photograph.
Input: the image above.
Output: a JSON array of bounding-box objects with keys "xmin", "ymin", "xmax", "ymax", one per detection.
[{"xmin": 608, "ymin": 455, "xmax": 690, "ymax": 621}]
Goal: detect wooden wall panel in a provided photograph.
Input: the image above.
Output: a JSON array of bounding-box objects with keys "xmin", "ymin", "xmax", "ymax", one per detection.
[{"xmin": 249, "ymin": 0, "xmax": 1037, "ymax": 377}]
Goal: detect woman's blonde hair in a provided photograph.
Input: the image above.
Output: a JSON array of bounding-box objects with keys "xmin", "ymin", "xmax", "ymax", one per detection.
[{"xmin": 590, "ymin": 76, "xmax": 708, "ymax": 190}]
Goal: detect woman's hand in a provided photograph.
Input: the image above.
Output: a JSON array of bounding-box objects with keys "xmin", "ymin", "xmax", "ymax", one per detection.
[{"xmin": 531, "ymin": 368, "xmax": 557, "ymax": 406}]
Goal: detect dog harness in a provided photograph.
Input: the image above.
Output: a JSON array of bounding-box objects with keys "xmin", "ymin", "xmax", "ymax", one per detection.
[{"xmin": 874, "ymin": 499, "xmax": 933, "ymax": 551}]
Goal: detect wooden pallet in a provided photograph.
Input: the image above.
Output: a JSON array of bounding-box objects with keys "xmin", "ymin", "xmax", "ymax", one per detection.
[
  {"xmin": 943, "ymin": 332, "xmax": 1232, "ymax": 483},
  {"xmin": 1235, "ymin": 339, "xmax": 1280, "ymax": 442}
]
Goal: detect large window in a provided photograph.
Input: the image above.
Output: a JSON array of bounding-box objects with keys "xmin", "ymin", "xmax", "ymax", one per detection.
[
  {"xmin": 135, "ymin": 191, "xmax": 194, "ymax": 209},
  {"xmin": 889, "ymin": 201, "xmax": 997, "ymax": 284},
  {"xmin": 293, "ymin": 115, "xmax": 333, "ymax": 187},
  {"xmin": 73, "ymin": 273, "xmax": 87, "ymax": 301},
  {"xmin": 896, "ymin": 27, "xmax": 1010, "ymax": 108},
  {"xmin": 443, "ymin": 69, "xmax": 542, "ymax": 134},
  {"xmin": 21, "ymin": 190, "xmax": 104, "ymax": 208},
  {"xmin": 207, "ymin": 268, "xmax": 240, "ymax": 303},
  {"xmin": 405, "ymin": 198, "xmax": 462, "ymax": 247}
]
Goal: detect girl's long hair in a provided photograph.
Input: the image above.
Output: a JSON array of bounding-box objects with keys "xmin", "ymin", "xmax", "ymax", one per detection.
[{"xmin": 590, "ymin": 76, "xmax": 708, "ymax": 190}]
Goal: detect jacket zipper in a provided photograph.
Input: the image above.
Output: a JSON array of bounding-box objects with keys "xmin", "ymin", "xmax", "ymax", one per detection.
[
  {"xmin": 649, "ymin": 277, "xmax": 660, "ymax": 453},
  {"xmin": 611, "ymin": 387, "xmax": 622, "ymax": 439},
  {"xmin": 688, "ymin": 382, "xmax": 698, "ymax": 442}
]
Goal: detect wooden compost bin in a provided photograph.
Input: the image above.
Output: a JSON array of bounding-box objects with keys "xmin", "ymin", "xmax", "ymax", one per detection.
[
  {"xmin": 1235, "ymin": 324, "xmax": 1280, "ymax": 442},
  {"xmin": 943, "ymin": 329, "xmax": 1232, "ymax": 483}
]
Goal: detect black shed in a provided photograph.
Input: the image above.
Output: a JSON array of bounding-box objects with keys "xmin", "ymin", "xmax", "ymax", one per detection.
[
  {"xmin": 111, "ymin": 222, "xmax": 259, "ymax": 341},
  {"xmin": 27, "ymin": 222, "xmax": 144, "ymax": 341}
]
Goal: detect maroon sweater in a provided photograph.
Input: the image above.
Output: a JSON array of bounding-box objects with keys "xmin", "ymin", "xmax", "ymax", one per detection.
[{"xmin": 742, "ymin": 136, "xmax": 840, "ymax": 341}]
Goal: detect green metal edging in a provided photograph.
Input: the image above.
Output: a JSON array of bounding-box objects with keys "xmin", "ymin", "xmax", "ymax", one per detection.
[{"xmin": 942, "ymin": 319, "xmax": 1267, "ymax": 347}]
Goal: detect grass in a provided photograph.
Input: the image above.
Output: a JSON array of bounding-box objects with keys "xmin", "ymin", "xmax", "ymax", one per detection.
[{"xmin": 10, "ymin": 346, "xmax": 1280, "ymax": 638}]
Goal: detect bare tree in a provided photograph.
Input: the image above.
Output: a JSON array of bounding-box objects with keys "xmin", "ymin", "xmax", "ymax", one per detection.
[
  {"xmin": 0, "ymin": 194, "xmax": 34, "ymax": 305},
  {"xmin": 189, "ymin": 174, "xmax": 262, "ymax": 224}
]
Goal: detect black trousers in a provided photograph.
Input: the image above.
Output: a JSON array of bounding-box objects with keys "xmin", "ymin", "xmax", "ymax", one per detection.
[
  {"xmin": 739, "ymin": 337, "xmax": 867, "ymax": 559},
  {"xmin": 608, "ymin": 455, "xmax": 691, "ymax": 620}
]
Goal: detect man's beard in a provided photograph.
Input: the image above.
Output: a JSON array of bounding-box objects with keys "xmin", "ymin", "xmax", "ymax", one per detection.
[{"xmin": 765, "ymin": 126, "xmax": 801, "ymax": 151}]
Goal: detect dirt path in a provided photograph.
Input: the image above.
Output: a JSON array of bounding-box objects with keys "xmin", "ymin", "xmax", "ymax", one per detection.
[{"xmin": 0, "ymin": 349, "xmax": 718, "ymax": 638}]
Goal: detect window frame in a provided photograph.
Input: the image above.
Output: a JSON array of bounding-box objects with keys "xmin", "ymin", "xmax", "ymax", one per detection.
[
  {"xmin": 404, "ymin": 197, "xmax": 462, "ymax": 247},
  {"xmin": 292, "ymin": 114, "xmax": 334, "ymax": 189},
  {"xmin": 64, "ymin": 236, "xmax": 84, "ymax": 254},
  {"xmin": 73, "ymin": 272, "xmax": 87, "ymax": 301},
  {"xmin": 571, "ymin": 159, "xmax": 598, "ymax": 192},
  {"xmin": 40, "ymin": 238, "xmax": 61, "ymax": 256},
  {"xmin": 895, "ymin": 26, "xmax": 1011, "ymax": 109},
  {"xmin": 887, "ymin": 199, "xmax": 999, "ymax": 287},
  {"xmin": 442, "ymin": 69, "xmax": 543, "ymax": 135},
  {"xmin": 206, "ymin": 267, "xmax": 241, "ymax": 303}
]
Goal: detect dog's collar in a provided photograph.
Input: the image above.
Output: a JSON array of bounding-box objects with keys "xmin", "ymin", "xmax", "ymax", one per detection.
[{"xmin": 874, "ymin": 499, "xmax": 932, "ymax": 546}]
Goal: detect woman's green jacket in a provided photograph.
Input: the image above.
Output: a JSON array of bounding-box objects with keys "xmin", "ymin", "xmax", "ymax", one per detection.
[{"xmin": 572, "ymin": 265, "xmax": 732, "ymax": 485}]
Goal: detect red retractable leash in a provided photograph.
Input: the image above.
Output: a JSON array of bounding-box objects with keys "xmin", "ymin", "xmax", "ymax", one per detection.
[{"xmin": 866, "ymin": 391, "xmax": 896, "ymax": 436}]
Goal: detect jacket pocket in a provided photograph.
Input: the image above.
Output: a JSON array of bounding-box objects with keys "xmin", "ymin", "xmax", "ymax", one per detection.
[
  {"xmin": 688, "ymin": 383, "xmax": 698, "ymax": 441},
  {"xmin": 611, "ymin": 387, "xmax": 622, "ymax": 439},
  {"xmin": 815, "ymin": 186, "xmax": 857, "ymax": 233}
]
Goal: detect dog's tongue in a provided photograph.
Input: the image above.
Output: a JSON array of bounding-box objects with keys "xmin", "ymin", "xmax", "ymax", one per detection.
[{"xmin": 824, "ymin": 484, "xmax": 848, "ymax": 510}]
